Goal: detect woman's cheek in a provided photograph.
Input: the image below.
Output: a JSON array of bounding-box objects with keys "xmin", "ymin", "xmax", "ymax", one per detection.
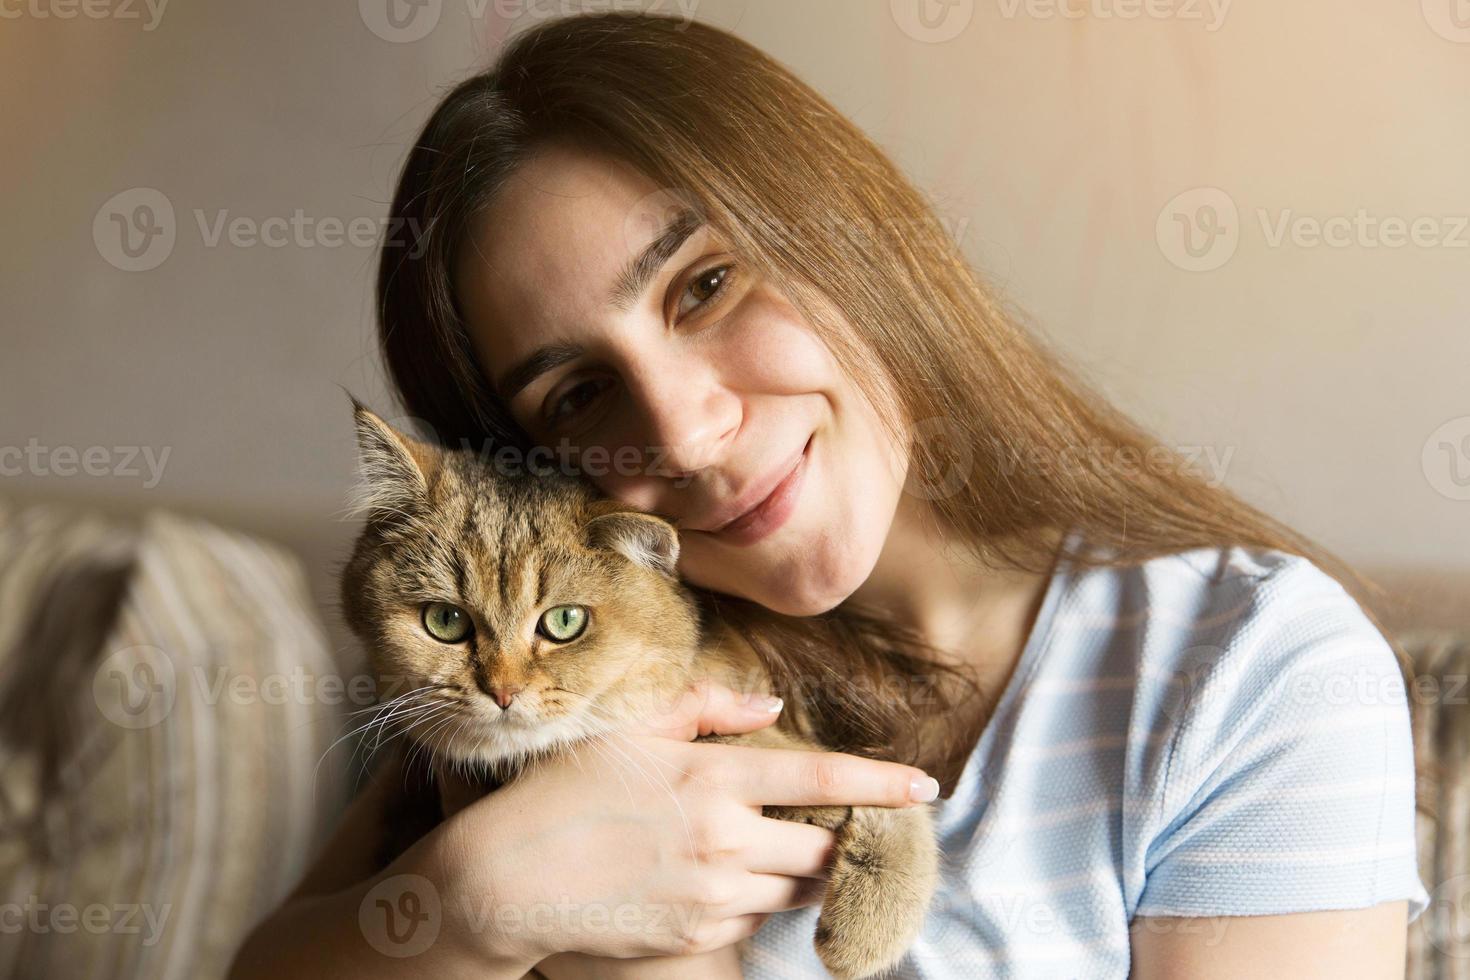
[{"xmin": 718, "ymin": 285, "xmax": 841, "ymax": 393}]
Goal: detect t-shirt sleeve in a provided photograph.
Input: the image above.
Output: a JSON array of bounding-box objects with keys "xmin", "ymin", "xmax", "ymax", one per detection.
[{"xmin": 1134, "ymin": 557, "xmax": 1430, "ymax": 922}]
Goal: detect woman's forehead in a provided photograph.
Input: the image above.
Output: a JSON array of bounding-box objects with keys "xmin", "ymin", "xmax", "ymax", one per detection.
[
  {"xmin": 456, "ymin": 145, "xmax": 709, "ymax": 368},
  {"xmin": 463, "ymin": 148, "xmax": 639, "ymax": 306}
]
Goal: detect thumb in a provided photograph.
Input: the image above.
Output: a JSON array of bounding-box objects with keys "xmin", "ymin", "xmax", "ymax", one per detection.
[{"xmin": 625, "ymin": 679, "xmax": 785, "ymax": 741}]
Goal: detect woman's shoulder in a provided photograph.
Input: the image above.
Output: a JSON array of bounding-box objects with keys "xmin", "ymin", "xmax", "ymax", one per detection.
[
  {"xmin": 1144, "ymin": 542, "xmax": 1389, "ymax": 675},
  {"xmin": 1041, "ymin": 539, "xmax": 1404, "ymax": 754},
  {"xmin": 979, "ymin": 536, "xmax": 1427, "ymax": 923},
  {"xmin": 1074, "ymin": 544, "xmax": 1428, "ymax": 921},
  {"xmin": 1058, "ymin": 537, "xmax": 1385, "ymax": 663}
]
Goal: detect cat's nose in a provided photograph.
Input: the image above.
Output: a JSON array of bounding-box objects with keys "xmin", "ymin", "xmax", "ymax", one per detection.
[{"xmin": 488, "ymin": 684, "xmax": 524, "ymax": 709}]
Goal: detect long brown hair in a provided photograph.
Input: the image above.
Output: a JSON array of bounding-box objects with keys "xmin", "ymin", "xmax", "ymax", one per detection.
[{"xmin": 373, "ymin": 11, "xmax": 1425, "ymax": 794}]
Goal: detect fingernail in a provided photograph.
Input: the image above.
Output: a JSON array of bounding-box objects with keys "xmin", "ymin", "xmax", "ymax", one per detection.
[
  {"xmin": 909, "ymin": 776, "xmax": 939, "ymax": 803},
  {"xmin": 739, "ymin": 691, "xmax": 783, "ymax": 713}
]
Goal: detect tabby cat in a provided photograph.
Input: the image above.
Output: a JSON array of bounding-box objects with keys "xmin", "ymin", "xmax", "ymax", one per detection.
[{"xmin": 340, "ymin": 404, "xmax": 937, "ymax": 979}]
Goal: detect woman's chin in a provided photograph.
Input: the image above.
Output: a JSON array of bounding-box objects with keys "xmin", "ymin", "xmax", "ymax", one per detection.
[
  {"xmin": 687, "ymin": 534, "xmax": 883, "ymax": 616},
  {"xmin": 749, "ymin": 565, "xmax": 872, "ymax": 617},
  {"xmin": 757, "ymin": 588, "xmax": 845, "ymax": 617}
]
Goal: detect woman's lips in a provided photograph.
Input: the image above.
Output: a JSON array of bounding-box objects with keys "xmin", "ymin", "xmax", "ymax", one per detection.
[{"xmin": 711, "ymin": 436, "xmax": 811, "ymax": 547}]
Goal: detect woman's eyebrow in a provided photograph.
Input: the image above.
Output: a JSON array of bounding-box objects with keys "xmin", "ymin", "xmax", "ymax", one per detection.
[
  {"xmin": 609, "ymin": 207, "xmax": 703, "ymax": 313},
  {"xmin": 496, "ymin": 341, "xmax": 584, "ymax": 401},
  {"xmin": 496, "ymin": 208, "xmax": 704, "ymax": 401}
]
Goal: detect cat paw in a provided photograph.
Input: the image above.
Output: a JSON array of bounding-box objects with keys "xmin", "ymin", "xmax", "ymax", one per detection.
[{"xmin": 811, "ymin": 805, "xmax": 937, "ymax": 979}]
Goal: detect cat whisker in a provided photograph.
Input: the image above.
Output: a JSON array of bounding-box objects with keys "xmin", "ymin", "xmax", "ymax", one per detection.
[
  {"xmin": 338, "ymin": 689, "xmax": 457, "ymax": 767},
  {"xmin": 573, "ymin": 701, "xmax": 705, "ymax": 785},
  {"xmin": 382, "ymin": 704, "xmax": 462, "ymax": 770},
  {"xmin": 399, "ymin": 704, "xmax": 460, "ymax": 752},
  {"xmin": 314, "ymin": 687, "xmax": 457, "ymax": 792},
  {"xmin": 586, "ymin": 730, "xmax": 701, "ymax": 868},
  {"xmin": 407, "ymin": 711, "xmax": 464, "ymax": 782},
  {"xmin": 352, "ymin": 709, "xmax": 446, "ymax": 781},
  {"xmin": 344, "ymin": 692, "xmax": 463, "ymax": 786},
  {"xmin": 584, "ymin": 734, "xmax": 637, "ymax": 805},
  {"xmin": 339, "ymin": 686, "xmax": 452, "ymax": 722},
  {"xmin": 368, "ymin": 698, "xmax": 458, "ymax": 753}
]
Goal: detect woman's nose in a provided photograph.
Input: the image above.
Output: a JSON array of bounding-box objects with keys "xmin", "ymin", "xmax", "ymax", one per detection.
[{"xmin": 629, "ymin": 361, "xmax": 741, "ymax": 477}]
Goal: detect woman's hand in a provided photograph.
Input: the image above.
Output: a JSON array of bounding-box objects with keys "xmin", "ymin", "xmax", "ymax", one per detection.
[
  {"xmin": 533, "ymin": 945, "xmax": 745, "ymax": 980},
  {"xmin": 428, "ymin": 680, "xmax": 938, "ymax": 971}
]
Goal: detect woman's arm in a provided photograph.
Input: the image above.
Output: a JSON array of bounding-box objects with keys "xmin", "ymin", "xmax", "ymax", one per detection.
[
  {"xmin": 229, "ymin": 753, "xmax": 533, "ymax": 980},
  {"xmin": 1130, "ymin": 902, "xmax": 1407, "ymax": 979},
  {"xmin": 230, "ymin": 681, "xmax": 929, "ymax": 978},
  {"xmin": 1127, "ymin": 566, "xmax": 1422, "ymax": 978}
]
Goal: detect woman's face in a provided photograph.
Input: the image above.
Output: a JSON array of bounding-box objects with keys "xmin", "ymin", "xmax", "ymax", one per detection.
[{"xmin": 454, "ymin": 143, "xmax": 909, "ymax": 616}]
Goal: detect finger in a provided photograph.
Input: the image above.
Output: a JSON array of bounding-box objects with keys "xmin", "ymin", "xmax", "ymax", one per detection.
[
  {"xmin": 623, "ymin": 679, "xmax": 784, "ymax": 741},
  {"xmin": 728, "ymin": 873, "xmax": 826, "ymax": 916},
  {"xmin": 743, "ymin": 817, "xmax": 837, "ymax": 878},
  {"xmin": 707, "ymin": 744, "xmax": 938, "ymax": 808},
  {"xmin": 790, "ymin": 878, "xmax": 826, "ymax": 909},
  {"xmin": 688, "ymin": 912, "xmax": 771, "ymax": 955}
]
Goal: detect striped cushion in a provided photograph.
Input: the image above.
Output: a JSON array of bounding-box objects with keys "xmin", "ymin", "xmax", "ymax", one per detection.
[{"xmin": 0, "ymin": 501, "xmax": 350, "ymax": 979}]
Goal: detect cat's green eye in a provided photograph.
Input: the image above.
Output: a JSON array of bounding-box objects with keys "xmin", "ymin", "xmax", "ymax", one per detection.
[
  {"xmin": 537, "ymin": 604, "xmax": 589, "ymax": 643},
  {"xmin": 422, "ymin": 602, "xmax": 473, "ymax": 644}
]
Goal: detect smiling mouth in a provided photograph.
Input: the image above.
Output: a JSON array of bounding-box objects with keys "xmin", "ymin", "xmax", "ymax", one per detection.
[{"xmin": 708, "ymin": 435, "xmax": 811, "ymax": 547}]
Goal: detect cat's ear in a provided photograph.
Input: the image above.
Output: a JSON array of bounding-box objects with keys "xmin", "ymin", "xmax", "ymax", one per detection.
[
  {"xmin": 349, "ymin": 400, "xmax": 440, "ymax": 520},
  {"xmin": 585, "ymin": 508, "xmax": 680, "ymax": 577}
]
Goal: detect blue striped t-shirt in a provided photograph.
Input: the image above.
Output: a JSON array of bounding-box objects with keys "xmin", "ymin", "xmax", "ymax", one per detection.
[{"xmin": 743, "ymin": 535, "xmax": 1430, "ymax": 978}]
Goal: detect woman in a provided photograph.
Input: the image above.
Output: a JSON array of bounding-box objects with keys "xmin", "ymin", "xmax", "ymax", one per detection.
[{"xmin": 233, "ymin": 12, "xmax": 1428, "ymax": 979}]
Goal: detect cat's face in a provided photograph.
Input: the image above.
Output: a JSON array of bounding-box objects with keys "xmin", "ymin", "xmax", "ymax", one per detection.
[{"xmin": 342, "ymin": 407, "xmax": 701, "ymax": 770}]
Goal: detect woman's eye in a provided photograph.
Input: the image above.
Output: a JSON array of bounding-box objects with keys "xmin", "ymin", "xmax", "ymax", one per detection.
[
  {"xmin": 537, "ymin": 604, "xmax": 589, "ymax": 643},
  {"xmin": 422, "ymin": 601, "xmax": 473, "ymax": 644},
  {"xmin": 675, "ymin": 264, "xmax": 732, "ymax": 318},
  {"xmin": 545, "ymin": 377, "xmax": 612, "ymax": 426}
]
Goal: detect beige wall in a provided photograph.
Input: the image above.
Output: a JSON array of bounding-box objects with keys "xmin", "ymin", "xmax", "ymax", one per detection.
[{"xmin": 3, "ymin": 0, "xmax": 1467, "ymax": 630}]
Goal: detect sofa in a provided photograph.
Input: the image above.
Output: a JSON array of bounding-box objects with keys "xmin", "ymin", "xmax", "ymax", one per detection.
[{"xmin": 0, "ymin": 497, "xmax": 1464, "ymax": 978}]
